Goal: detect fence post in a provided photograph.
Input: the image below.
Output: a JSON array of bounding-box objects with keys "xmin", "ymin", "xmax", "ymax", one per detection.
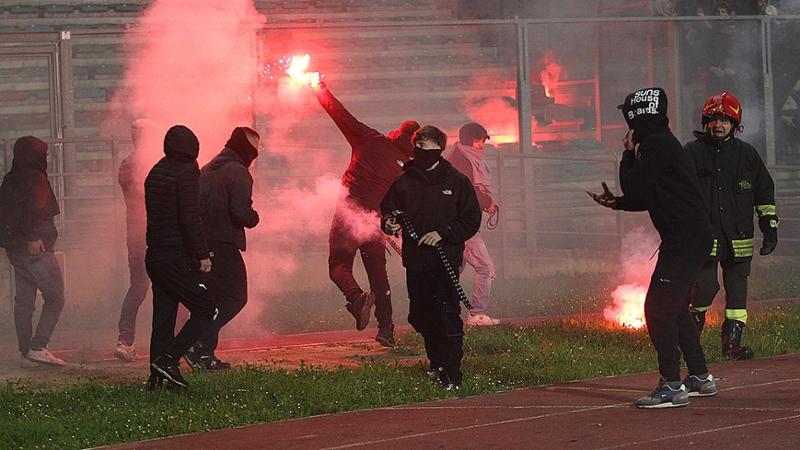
[{"xmin": 762, "ymin": 18, "xmax": 776, "ymax": 166}]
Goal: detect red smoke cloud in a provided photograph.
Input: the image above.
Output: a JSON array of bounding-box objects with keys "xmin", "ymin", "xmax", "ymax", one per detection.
[{"xmin": 603, "ymin": 227, "xmax": 659, "ymax": 329}]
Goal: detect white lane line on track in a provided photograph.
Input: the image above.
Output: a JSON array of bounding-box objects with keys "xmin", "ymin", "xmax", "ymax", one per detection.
[
  {"xmin": 596, "ymin": 414, "xmax": 800, "ymax": 449},
  {"xmin": 319, "ymin": 402, "xmax": 629, "ymax": 450},
  {"xmin": 721, "ymin": 376, "xmax": 800, "ymax": 391},
  {"xmin": 393, "ymin": 405, "xmax": 800, "ymax": 413}
]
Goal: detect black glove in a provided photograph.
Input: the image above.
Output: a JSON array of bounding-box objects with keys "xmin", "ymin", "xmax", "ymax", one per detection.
[{"xmin": 760, "ymin": 228, "xmax": 777, "ymax": 256}]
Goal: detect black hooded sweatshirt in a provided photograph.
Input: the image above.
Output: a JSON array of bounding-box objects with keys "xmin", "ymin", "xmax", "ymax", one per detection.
[
  {"xmin": 200, "ymin": 127, "xmax": 260, "ymax": 251},
  {"xmin": 615, "ymin": 88, "xmax": 711, "ymax": 241},
  {"xmin": 380, "ymin": 158, "xmax": 481, "ymax": 271},
  {"xmin": 144, "ymin": 125, "xmax": 210, "ymax": 261},
  {"xmin": 0, "ymin": 136, "xmax": 60, "ymax": 250},
  {"xmin": 315, "ymin": 84, "xmax": 419, "ymax": 210}
]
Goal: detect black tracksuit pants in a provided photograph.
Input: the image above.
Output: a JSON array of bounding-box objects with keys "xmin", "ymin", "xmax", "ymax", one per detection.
[
  {"xmin": 691, "ymin": 240, "xmax": 750, "ymax": 315},
  {"xmin": 645, "ymin": 233, "xmax": 711, "ymax": 381},
  {"xmin": 199, "ymin": 242, "xmax": 248, "ymax": 356},
  {"xmin": 406, "ymin": 268, "xmax": 464, "ymax": 385},
  {"xmin": 146, "ymin": 248, "xmax": 215, "ymax": 363},
  {"xmin": 328, "ymin": 200, "xmax": 393, "ymax": 330}
]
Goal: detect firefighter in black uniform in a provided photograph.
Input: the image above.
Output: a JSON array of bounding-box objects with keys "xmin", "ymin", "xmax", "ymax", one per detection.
[
  {"xmin": 588, "ymin": 88, "xmax": 716, "ymax": 408},
  {"xmin": 685, "ymin": 91, "xmax": 778, "ymax": 360}
]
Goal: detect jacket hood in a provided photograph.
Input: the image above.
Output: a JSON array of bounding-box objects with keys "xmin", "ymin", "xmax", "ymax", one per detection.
[
  {"xmin": 225, "ymin": 127, "xmax": 259, "ymax": 167},
  {"xmin": 403, "ymin": 158, "xmax": 455, "ymax": 184},
  {"xmin": 206, "ymin": 147, "xmax": 245, "ymax": 171},
  {"xmin": 11, "ymin": 136, "xmax": 48, "ymax": 173},
  {"xmin": 163, "ymin": 125, "xmax": 199, "ymax": 161},
  {"xmin": 387, "ymin": 120, "xmax": 420, "ymax": 156},
  {"xmin": 618, "ymin": 88, "xmax": 670, "ymax": 144}
]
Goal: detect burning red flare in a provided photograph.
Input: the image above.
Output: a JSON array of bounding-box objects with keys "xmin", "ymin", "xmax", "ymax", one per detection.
[
  {"xmin": 286, "ymin": 54, "xmax": 320, "ymax": 89},
  {"xmin": 603, "ymin": 284, "xmax": 647, "ymax": 329},
  {"xmin": 538, "ymin": 50, "xmax": 563, "ymax": 99}
]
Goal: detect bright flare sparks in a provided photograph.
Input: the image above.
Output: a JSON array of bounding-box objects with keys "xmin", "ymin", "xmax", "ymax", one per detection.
[
  {"xmin": 603, "ymin": 284, "xmax": 647, "ymax": 329},
  {"xmin": 286, "ymin": 54, "xmax": 320, "ymax": 89}
]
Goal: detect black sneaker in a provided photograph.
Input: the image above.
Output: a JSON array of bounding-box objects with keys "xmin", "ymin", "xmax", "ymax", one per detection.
[
  {"xmin": 345, "ymin": 291, "xmax": 375, "ymax": 331},
  {"xmin": 183, "ymin": 345, "xmax": 203, "ymax": 370},
  {"xmin": 634, "ymin": 379, "xmax": 689, "ymax": 409},
  {"xmin": 151, "ymin": 355, "xmax": 188, "ymax": 388},
  {"xmin": 375, "ymin": 327, "xmax": 396, "ymax": 348},
  {"xmin": 682, "ymin": 374, "xmax": 718, "ymax": 397},
  {"xmin": 203, "ymin": 356, "xmax": 231, "ymax": 371}
]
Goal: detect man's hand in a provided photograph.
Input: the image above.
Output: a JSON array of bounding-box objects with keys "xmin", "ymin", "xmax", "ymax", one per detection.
[
  {"xmin": 199, "ymin": 258, "xmax": 212, "ymax": 273},
  {"xmin": 418, "ymin": 231, "xmax": 442, "ymax": 247},
  {"xmin": 623, "ymin": 129, "xmax": 635, "ymax": 151},
  {"xmin": 382, "ymin": 215, "xmax": 401, "ymax": 235},
  {"xmin": 586, "ymin": 182, "xmax": 617, "ymax": 209},
  {"xmin": 484, "ymin": 203, "xmax": 498, "ymax": 214},
  {"xmin": 27, "ymin": 239, "xmax": 45, "ymax": 256},
  {"xmin": 760, "ymin": 230, "xmax": 777, "ymax": 256}
]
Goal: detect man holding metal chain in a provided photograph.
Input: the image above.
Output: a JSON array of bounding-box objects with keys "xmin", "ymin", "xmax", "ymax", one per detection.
[{"xmin": 380, "ymin": 125, "xmax": 481, "ymax": 390}]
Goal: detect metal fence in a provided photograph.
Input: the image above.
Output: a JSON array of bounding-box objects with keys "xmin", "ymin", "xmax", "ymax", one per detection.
[{"xmin": 1, "ymin": 15, "xmax": 799, "ymax": 309}]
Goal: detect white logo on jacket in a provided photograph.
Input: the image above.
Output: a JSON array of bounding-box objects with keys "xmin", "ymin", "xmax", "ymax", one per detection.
[{"xmin": 442, "ymin": 189, "xmax": 452, "ymax": 195}]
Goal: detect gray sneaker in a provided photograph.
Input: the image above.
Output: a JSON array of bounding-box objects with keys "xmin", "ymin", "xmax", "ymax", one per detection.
[
  {"xmin": 682, "ymin": 374, "xmax": 717, "ymax": 397},
  {"xmin": 26, "ymin": 348, "xmax": 65, "ymax": 366},
  {"xmin": 635, "ymin": 380, "xmax": 690, "ymax": 409}
]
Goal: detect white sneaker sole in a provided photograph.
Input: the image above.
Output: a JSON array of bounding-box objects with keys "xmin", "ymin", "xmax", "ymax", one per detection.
[
  {"xmin": 687, "ymin": 390, "xmax": 718, "ymax": 397},
  {"xmin": 26, "ymin": 356, "xmax": 65, "ymax": 367},
  {"xmin": 636, "ymin": 400, "xmax": 690, "ymax": 409}
]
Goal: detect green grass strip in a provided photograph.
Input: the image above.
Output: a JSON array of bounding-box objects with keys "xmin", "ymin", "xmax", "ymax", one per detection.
[{"xmin": 2, "ymin": 305, "xmax": 799, "ymax": 449}]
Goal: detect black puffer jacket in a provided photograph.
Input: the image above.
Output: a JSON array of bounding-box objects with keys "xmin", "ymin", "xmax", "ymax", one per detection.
[
  {"xmin": 144, "ymin": 125, "xmax": 209, "ymax": 260},
  {"xmin": 380, "ymin": 159, "xmax": 481, "ymax": 270},
  {"xmin": 0, "ymin": 136, "xmax": 60, "ymax": 250},
  {"xmin": 200, "ymin": 147, "xmax": 259, "ymax": 251}
]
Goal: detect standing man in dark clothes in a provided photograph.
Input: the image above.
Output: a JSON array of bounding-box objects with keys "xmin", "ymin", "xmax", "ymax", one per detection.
[
  {"xmin": 588, "ymin": 88, "xmax": 717, "ymax": 408},
  {"xmin": 0, "ymin": 136, "xmax": 65, "ymax": 367},
  {"xmin": 184, "ymin": 126, "xmax": 260, "ymax": 370},
  {"xmin": 114, "ymin": 119, "xmax": 162, "ymax": 362},
  {"xmin": 314, "ymin": 81, "xmax": 420, "ymax": 346},
  {"xmin": 685, "ymin": 91, "xmax": 778, "ymax": 360},
  {"xmin": 381, "ymin": 125, "xmax": 481, "ymax": 389},
  {"xmin": 144, "ymin": 125, "xmax": 215, "ymax": 389}
]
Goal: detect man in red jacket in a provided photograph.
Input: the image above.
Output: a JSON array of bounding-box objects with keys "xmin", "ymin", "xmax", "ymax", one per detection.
[{"xmin": 314, "ymin": 81, "xmax": 419, "ymax": 346}]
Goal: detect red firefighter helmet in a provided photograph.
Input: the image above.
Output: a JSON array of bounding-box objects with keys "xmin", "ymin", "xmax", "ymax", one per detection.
[{"xmin": 702, "ymin": 91, "xmax": 742, "ymax": 126}]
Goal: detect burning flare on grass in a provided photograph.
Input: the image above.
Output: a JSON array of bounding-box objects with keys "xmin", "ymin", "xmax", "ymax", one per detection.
[
  {"xmin": 286, "ymin": 54, "xmax": 320, "ymax": 89},
  {"xmin": 604, "ymin": 284, "xmax": 647, "ymax": 329}
]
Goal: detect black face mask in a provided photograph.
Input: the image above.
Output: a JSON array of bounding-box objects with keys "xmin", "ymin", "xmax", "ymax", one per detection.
[{"xmin": 411, "ymin": 147, "xmax": 442, "ymax": 168}]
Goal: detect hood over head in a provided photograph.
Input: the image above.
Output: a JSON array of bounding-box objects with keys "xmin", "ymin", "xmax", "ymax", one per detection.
[
  {"xmin": 225, "ymin": 126, "xmax": 260, "ymax": 167},
  {"xmin": 11, "ymin": 136, "xmax": 48, "ymax": 173},
  {"xmin": 163, "ymin": 125, "xmax": 199, "ymax": 161},
  {"xmin": 387, "ymin": 120, "xmax": 420, "ymax": 156},
  {"xmin": 618, "ymin": 87, "xmax": 670, "ymax": 144}
]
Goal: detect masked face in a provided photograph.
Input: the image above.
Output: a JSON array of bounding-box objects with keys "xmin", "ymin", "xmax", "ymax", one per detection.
[{"xmin": 411, "ymin": 146, "xmax": 442, "ymax": 169}]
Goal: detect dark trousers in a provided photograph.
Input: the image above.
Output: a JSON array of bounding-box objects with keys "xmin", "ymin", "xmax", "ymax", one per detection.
[
  {"xmin": 199, "ymin": 242, "xmax": 247, "ymax": 356},
  {"xmin": 691, "ymin": 243, "xmax": 750, "ymax": 314},
  {"xmin": 328, "ymin": 201, "xmax": 393, "ymax": 329},
  {"xmin": 146, "ymin": 249, "xmax": 215, "ymax": 363},
  {"xmin": 645, "ymin": 235, "xmax": 711, "ymax": 381},
  {"xmin": 406, "ymin": 268, "xmax": 464, "ymax": 385},
  {"xmin": 6, "ymin": 248, "xmax": 65, "ymax": 355},
  {"xmin": 117, "ymin": 245, "xmax": 150, "ymax": 345}
]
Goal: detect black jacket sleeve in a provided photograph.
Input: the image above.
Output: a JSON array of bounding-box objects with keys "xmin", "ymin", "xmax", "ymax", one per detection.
[
  {"xmin": 751, "ymin": 147, "xmax": 778, "ymax": 234},
  {"xmin": 228, "ymin": 168, "xmax": 259, "ymax": 229},
  {"xmin": 24, "ymin": 173, "xmax": 59, "ymax": 242},
  {"xmin": 436, "ymin": 176, "xmax": 481, "ymax": 244},
  {"xmin": 315, "ymin": 84, "xmax": 383, "ymax": 147},
  {"xmin": 380, "ymin": 180, "xmax": 399, "ymax": 234},
  {"xmin": 176, "ymin": 163, "xmax": 210, "ymax": 260},
  {"xmin": 615, "ymin": 148, "xmax": 653, "ymax": 212}
]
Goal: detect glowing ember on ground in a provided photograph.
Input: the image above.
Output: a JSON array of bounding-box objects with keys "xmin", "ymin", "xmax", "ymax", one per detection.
[
  {"xmin": 285, "ymin": 54, "xmax": 320, "ymax": 89},
  {"xmin": 603, "ymin": 284, "xmax": 647, "ymax": 329}
]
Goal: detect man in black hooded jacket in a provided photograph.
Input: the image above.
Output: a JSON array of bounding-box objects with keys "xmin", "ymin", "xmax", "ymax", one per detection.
[
  {"xmin": 0, "ymin": 136, "xmax": 66, "ymax": 367},
  {"xmin": 184, "ymin": 127, "xmax": 260, "ymax": 370},
  {"xmin": 144, "ymin": 125, "xmax": 215, "ymax": 389},
  {"xmin": 314, "ymin": 81, "xmax": 420, "ymax": 346},
  {"xmin": 588, "ymin": 88, "xmax": 716, "ymax": 409},
  {"xmin": 380, "ymin": 125, "xmax": 481, "ymax": 389}
]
